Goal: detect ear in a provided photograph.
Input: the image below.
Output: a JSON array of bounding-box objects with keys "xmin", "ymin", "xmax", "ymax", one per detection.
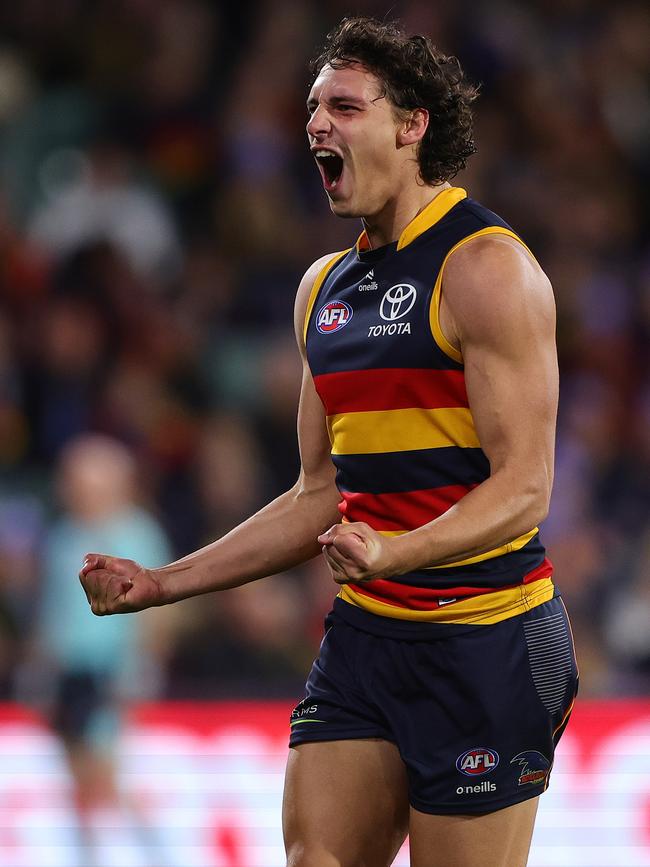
[{"xmin": 397, "ymin": 108, "xmax": 429, "ymax": 147}]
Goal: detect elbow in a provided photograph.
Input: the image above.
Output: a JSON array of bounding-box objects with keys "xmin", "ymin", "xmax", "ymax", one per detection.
[
  {"xmin": 492, "ymin": 460, "xmax": 553, "ymax": 534},
  {"xmin": 526, "ymin": 479, "xmax": 552, "ymax": 528},
  {"xmin": 294, "ymin": 471, "xmax": 341, "ymax": 515},
  {"xmin": 530, "ymin": 499, "xmax": 549, "ymax": 528},
  {"xmin": 498, "ymin": 468, "xmax": 551, "ymax": 531}
]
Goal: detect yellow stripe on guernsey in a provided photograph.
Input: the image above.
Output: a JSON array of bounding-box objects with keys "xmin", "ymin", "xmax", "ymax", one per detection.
[
  {"xmin": 397, "ymin": 187, "xmax": 467, "ymax": 250},
  {"xmin": 355, "ymin": 186, "xmax": 468, "ymax": 253},
  {"xmin": 430, "ymin": 226, "xmax": 538, "ymax": 363},
  {"xmin": 303, "ymin": 250, "xmax": 350, "ymax": 344},
  {"xmin": 339, "ymin": 577, "xmax": 555, "ymax": 625},
  {"xmin": 328, "ymin": 407, "xmax": 480, "ymax": 454},
  {"xmin": 372, "ymin": 526, "xmax": 539, "ymax": 569}
]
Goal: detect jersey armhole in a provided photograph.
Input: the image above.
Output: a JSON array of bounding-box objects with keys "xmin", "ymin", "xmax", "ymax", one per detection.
[
  {"xmin": 429, "ymin": 227, "xmax": 537, "ymax": 363},
  {"xmin": 302, "ymin": 250, "xmax": 350, "ymax": 344}
]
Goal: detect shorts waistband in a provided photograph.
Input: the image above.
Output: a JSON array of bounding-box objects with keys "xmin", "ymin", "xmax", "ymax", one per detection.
[{"xmin": 334, "ymin": 577, "xmax": 556, "ymax": 639}]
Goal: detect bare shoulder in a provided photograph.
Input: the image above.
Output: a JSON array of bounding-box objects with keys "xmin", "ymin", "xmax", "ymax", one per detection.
[
  {"xmin": 293, "ymin": 250, "xmax": 347, "ymax": 348},
  {"xmin": 442, "ymin": 234, "xmax": 555, "ymax": 347}
]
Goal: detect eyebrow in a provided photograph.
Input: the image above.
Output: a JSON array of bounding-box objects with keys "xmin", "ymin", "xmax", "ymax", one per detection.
[{"xmin": 306, "ymin": 94, "xmax": 367, "ymax": 111}]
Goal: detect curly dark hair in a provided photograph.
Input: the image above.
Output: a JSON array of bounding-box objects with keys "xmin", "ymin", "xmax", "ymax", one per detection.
[{"xmin": 310, "ymin": 17, "xmax": 478, "ymax": 184}]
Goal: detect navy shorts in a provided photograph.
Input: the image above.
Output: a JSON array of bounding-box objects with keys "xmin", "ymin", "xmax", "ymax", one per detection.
[
  {"xmin": 50, "ymin": 670, "xmax": 119, "ymax": 747},
  {"xmin": 289, "ymin": 594, "xmax": 578, "ymax": 814}
]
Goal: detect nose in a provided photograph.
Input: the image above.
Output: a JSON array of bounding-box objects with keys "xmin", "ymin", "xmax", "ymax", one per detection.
[{"xmin": 306, "ymin": 104, "xmax": 331, "ymax": 139}]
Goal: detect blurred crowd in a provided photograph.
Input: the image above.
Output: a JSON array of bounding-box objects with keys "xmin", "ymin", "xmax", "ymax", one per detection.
[{"xmin": 0, "ymin": 0, "xmax": 648, "ymax": 714}]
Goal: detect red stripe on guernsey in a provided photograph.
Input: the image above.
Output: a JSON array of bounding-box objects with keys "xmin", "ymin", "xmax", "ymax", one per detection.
[
  {"xmin": 314, "ymin": 368, "xmax": 468, "ymax": 414},
  {"xmin": 338, "ymin": 485, "xmax": 477, "ymax": 530},
  {"xmin": 521, "ymin": 557, "xmax": 554, "ymax": 585},
  {"xmin": 350, "ymin": 558, "xmax": 554, "ymax": 611}
]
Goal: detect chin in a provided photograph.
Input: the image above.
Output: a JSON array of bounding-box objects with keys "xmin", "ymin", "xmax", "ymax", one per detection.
[{"xmin": 328, "ymin": 197, "xmax": 362, "ymax": 219}]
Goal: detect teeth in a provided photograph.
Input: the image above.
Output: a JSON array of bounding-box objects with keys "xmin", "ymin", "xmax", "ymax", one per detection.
[{"xmin": 315, "ymin": 150, "xmax": 336, "ymax": 158}]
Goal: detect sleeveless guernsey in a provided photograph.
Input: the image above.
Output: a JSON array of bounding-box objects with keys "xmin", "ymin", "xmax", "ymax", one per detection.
[{"xmin": 304, "ymin": 187, "xmax": 554, "ymax": 626}]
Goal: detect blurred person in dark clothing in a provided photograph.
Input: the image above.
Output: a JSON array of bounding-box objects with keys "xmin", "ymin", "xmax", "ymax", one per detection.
[
  {"xmin": 27, "ymin": 434, "xmax": 172, "ymax": 866},
  {"xmin": 80, "ymin": 16, "xmax": 576, "ymax": 867}
]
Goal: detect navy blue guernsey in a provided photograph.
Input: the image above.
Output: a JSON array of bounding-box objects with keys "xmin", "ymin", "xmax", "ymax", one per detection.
[{"xmin": 303, "ymin": 187, "xmax": 554, "ymax": 625}]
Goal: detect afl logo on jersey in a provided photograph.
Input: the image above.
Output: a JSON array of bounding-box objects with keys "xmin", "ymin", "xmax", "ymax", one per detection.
[
  {"xmin": 380, "ymin": 284, "xmax": 417, "ymax": 321},
  {"xmin": 316, "ymin": 300, "xmax": 353, "ymax": 334}
]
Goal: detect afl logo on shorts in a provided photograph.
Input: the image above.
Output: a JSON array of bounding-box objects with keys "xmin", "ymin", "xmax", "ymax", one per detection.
[
  {"xmin": 316, "ymin": 300, "xmax": 353, "ymax": 333},
  {"xmin": 456, "ymin": 748, "xmax": 500, "ymax": 776}
]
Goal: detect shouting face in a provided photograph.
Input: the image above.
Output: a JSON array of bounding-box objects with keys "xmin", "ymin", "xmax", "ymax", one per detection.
[{"xmin": 307, "ymin": 62, "xmax": 418, "ymax": 220}]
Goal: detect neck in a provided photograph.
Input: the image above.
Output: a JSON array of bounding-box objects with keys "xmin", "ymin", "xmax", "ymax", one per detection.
[{"xmin": 361, "ymin": 181, "xmax": 452, "ymax": 249}]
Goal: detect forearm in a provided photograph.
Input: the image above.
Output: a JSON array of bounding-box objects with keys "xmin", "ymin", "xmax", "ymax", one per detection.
[
  {"xmin": 155, "ymin": 481, "xmax": 341, "ymax": 602},
  {"xmin": 392, "ymin": 470, "xmax": 549, "ymax": 573}
]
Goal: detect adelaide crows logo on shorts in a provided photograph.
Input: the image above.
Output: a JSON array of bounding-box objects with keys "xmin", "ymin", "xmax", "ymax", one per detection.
[
  {"xmin": 456, "ymin": 747, "xmax": 499, "ymax": 776},
  {"xmin": 316, "ymin": 300, "xmax": 353, "ymax": 333},
  {"xmin": 510, "ymin": 750, "xmax": 550, "ymax": 785}
]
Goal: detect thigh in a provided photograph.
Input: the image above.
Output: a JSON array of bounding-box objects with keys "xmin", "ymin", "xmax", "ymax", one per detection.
[
  {"xmin": 409, "ymin": 797, "xmax": 539, "ymax": 867},
  {"xmin": 283, "ymin": 739, "xmax": 409, "ymax": 867}
]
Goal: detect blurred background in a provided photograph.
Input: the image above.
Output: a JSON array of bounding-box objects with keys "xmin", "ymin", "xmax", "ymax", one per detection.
[
  {"xmin": 0, "ymin": 0, "xmax": 647, "ymax": 704},
  {"xmin": 0, "ymin": 0, "xmax": 648, "ymax": 863},
  {"xmin": 0, "ymin": 0, "xmax": 650, "ymax": 699}
]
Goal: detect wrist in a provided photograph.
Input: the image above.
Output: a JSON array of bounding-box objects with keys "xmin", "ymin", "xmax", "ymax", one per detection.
[
  {"xmin": 389, "ymin": 531, "xmax": 428, "ymax": 576},
  {"xmin": 150, "ymin": 564, "xmax": 187, "ymax": 605}
]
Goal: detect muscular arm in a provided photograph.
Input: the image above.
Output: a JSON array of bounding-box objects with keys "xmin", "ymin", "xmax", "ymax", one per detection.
[
  {"xmin": 320, "ymin": 236, "xmax": 558, "ymax": 580},
  {"xmin": 156, "ymin": 254, "xmax": 342, "ymax": 599},
  {"xmin": 81, "ymin": 254, "xmax": 342, "ymax": 612},
  {"xmin": 395, "ymin": 235, "xmax": 558, "ymax": 568}
]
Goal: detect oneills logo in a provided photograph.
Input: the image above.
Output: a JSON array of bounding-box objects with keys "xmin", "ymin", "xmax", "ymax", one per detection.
[{"xmin": 359, "ymin": 269, "xmax": 378, "ymax": 292}]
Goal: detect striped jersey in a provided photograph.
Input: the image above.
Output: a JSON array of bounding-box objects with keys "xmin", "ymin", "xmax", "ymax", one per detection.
[{"xmin": 304, "ymin": 187, "xmax": 554, "ymax": 627}]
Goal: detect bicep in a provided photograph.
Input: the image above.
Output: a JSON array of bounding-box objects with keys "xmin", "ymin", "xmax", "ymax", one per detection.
[
  {"xmin": 292, "ymin": 253, "xmax": 341, "ymax": 492},
  {"xmin": 447, "ymin": 239, "xmax": 558, "ymax": 482},
  {"xmin": 463, "ymin": 314, "xmax": 558, "ymax": 485},
  {"xmin": 296, "ymin": 362, "xmax": 337, "ymax": 486}
]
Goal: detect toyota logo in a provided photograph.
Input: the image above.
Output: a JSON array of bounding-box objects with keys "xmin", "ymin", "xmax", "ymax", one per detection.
[{"xmin": 380, "ymin": 284, "xmax": 417, "ymax": 321}]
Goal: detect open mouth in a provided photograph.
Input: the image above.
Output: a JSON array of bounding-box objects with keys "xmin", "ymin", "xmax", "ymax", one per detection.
[{"xmin": 314, "ymin": 150, "xmax": 344, "ymax": 190}]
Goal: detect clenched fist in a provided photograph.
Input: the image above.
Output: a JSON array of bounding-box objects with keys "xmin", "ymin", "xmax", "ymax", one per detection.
[
  {"xmin": 317, "ymin": 522, "xmax": 401, "ymax": 584},
  {"xmin": 79, "ymin": 554, "xmax": 164, "ymax": 615}
]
